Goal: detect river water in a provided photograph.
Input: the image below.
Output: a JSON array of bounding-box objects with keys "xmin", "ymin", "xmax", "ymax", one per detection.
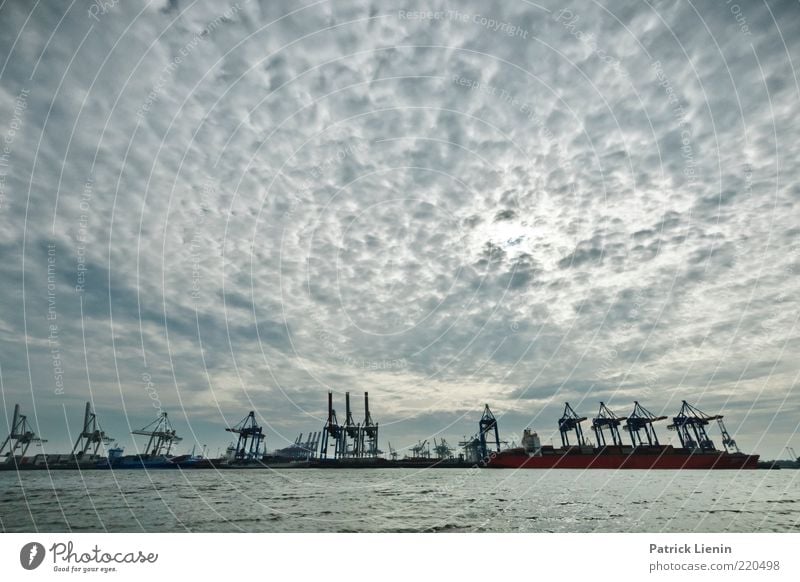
[{"xmin": 1, "ymin": 469, "xmax": 797, "ymax": 532}]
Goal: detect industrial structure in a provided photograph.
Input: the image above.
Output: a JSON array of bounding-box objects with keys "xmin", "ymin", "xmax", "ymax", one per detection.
[
  {"xmin": 0, "ymin": 395, "xmax": 764, "ymax": 471},
  {"xmin": 623, "ymin": 401, "xmax": 667, "ymax": 446},
  {"xmin": 558, "ymin": 402, "xmax": 587, "ymax": 447},
  {"xmin": 0, "ymin": 404, "xmax": 45, "ymax": 462},
  {"xmin": 433, "ymin": 438, "xmax": 454, "ymax": 460},
  {"xmin": 360, "ymin": 392, "xmax": 379, "ymax": 458},
  {"xmin": 591, "ymin": 402, "xmax": 625, "ymax": 447},
  {"xmin": 274, "ymin": 432, "xmax": 320, "ymax": 460},
  {"xmin": 71, "ymin": 402, "xmax": 112, "ymax": 457},
  {"xmin": 131, "ymin": 412, "xmax": 182, "ymax": 456},
  {"xmin": 668, "ymin": 400, "xmax": 740, "ymax": 453},
  {"xmin": 458, "ymin": 404, "xmax": 501, "ymax": 463},
  {"xmin": 478, "ymin": 404, "xmax": 500, "ymax": 458},
  {"xmin": 319, "ymin": 391, "xmax": 380, "ymax": 460},
  {"xmin": 342, "ymin": 392, "xmax": 360, "ymax": 458},
  {"xmin": 320, "ymin": 391, "xmax": 345, "ymax": 459},
  {"xmin": 225, "ymin": 411, "xmax": 265, "ymax": 461},
  {"xmin": 489, "ymin": 400, "xmax": 759, "ymax": 470},
  {"xmin": 409, "ymin": 440, "xmax": 430, "ymax": 459}
]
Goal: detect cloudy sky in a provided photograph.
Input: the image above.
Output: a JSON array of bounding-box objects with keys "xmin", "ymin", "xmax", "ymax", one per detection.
[{"xmin": 0, "ymin": 0, "xmax": 798, "ymax": 458}]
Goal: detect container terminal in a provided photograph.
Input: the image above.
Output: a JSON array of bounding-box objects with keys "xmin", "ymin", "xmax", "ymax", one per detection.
[{"xmin": 0, "ymin": 391, "xmax": 771, "ymax": 471}]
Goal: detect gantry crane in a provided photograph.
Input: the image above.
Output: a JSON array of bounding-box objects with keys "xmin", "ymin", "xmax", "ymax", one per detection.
[
  {"xmin": 558, "ymin": 402, "xmax": 587, "ymax": 447},
  {"xmin": 410, "ymin": 439, "xmax": 430, "ymax": 459},
  {"xmin": 71, "ymin": 402, "xmax": 112, "ymax": 457},
  {"xmin": 359, "ymin": 392, "xmax": 379, "ymax": 458},
  {"xmin": 225, "ymin": 411, "xmax": 265, "ymax": 461},
  {"xmin": 433, "ymin": 437, "xmax": 454, "ymax": 459},
  {"xmin": 1, "ymin": 404, "xmax": 46, "ymax": 461},
  {"xmin": 458, "ymin": 435, "xmax": 483, "ymax": 463},
  {"xmin": 320, "ymin": 391, "xmax": 345, "ymax": 459},
  {"xmin": 131, "ymin": 412, "xmax": 182, "ymax": 456},
  {"xmin": 592, "ymin": 402, "xmax": 626, "ymax": 447},
  {"xmin": 302, "ymin": 431, "xmax": 320, "ymax": 458},
  {"xmin": 342, "ymin": 392, "xmax": 361, "ymax": 458},
  {"xmin": 623, "ymin": 401, "xmax": 667, "ymax": 446},
  {"xmin": 667, "ymin": 400, "xmax": 726, "ymax": 452},
  {"xmin": 479, "ymin": 404, "xmax": 501, "ymax": 459}
]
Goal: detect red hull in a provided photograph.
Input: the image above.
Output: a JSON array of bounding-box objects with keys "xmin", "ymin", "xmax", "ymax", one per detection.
[{"xmin": 488, "ymin": 446, "xmax": 759, "ymax": 470}]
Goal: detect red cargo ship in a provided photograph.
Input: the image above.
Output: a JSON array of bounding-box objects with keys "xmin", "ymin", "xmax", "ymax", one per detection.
[
  {"xmin": 483, "ymin": 400, "xmax": 759, "ymax": 470},
  {"xmin": 488, "ymin": 444, "xmax": 759, "ymax": 469}
]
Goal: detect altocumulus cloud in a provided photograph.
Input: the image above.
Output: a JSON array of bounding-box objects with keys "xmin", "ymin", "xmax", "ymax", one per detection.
[{"xmin": 0, "ymin": 0, "xmax": 798, "ymax": 457}]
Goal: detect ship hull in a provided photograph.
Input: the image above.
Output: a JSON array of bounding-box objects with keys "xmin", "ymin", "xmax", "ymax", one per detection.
[{"xmin": 488, "ymin": 446, "xmax": 759, "ymax": 470}]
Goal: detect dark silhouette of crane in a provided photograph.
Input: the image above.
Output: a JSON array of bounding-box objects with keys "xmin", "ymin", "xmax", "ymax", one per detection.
[
  {"xmin": 360, "ymin": 392, "xmax": 379, "ymax": 458},
  {"xmin": 479, "ymin": 404, "xmax": 501, "ymax": 459},
  {"xmin": 71, "ymin": 402, "xmax": 112, "ymax": 457},
  {"xmin": 320, "ymin": 391, "xmax": 345, "ymax": 459},
  {"xmin": 668, "ymin": 400, "xmax": 738, "ymax": 452},
  {"xmin": 558, "ymin": 402, "xmax": 587, "ymax": 447},
  {"xmin": 623, "ymin": 401, "xmax": 667, "ymax": 446},
  {"xmin": 342, "ymin": 392, "xmax": 360, "ymax": 458},
  {"xmin": 131, "ymin": 412, "xmax": 182, "ymax": 456},
  {"xmin": 225, "ymin": 411, "xmax": 265, "ymax": 461},
  {"xmin": 592, "ymin": 402, "xmax": 626, "ymax": 447},
  {"xmin": 1, "ymin": 404, "xmax": 45, "ymax": 461}
]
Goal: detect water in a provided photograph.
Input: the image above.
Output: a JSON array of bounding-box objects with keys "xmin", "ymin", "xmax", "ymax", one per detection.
[{"xmin": 1, "ymin": 469, "xmax": 798, "ymax": 532}]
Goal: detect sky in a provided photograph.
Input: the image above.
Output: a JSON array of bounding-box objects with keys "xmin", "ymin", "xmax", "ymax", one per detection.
[{"xmin": 0, "ymin": 0, "xmax": 798, "ymax": 459}]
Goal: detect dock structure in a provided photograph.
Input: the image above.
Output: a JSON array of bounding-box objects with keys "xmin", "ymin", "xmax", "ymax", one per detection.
[
  {"xmin": 0, "ymin": 394, "xmax": 762, "ymax": 471},
  {"xmin": 131, "ymin": 412, "xmax": 182, "ymax": 456}
]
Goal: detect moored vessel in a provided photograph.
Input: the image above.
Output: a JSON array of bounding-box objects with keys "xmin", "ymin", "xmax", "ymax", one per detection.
[{"xmin": 486, "ymin": 401, "xmax": 759, "ymax": 470}]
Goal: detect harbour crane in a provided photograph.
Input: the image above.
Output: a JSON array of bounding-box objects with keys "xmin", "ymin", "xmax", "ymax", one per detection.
[
  {"xmin": 302, "ymin": 431, "xmax": 320, "ymax": 458},
  {"xmin": 343, "ymin": 392, "xmax": 361, "ymax": 458},
  {"xmin": 387, "ymin": 442, "xmax": 398, "ymax": 461},
  {"xmin": 623, "ymin": 401, "xmax": 667, "ymax": 446},
  {"xmin": 71, "ymin": 402, "xmax": 112, "ymax": 457},
  {"xmin": 225, "ymin": 411, "xmax": 265, "ymax": 461},
  {"xmin": 1, "ymin": 404, "xmax": 46, "ymax": 461},
  {"xmin": 131, "ymin": 412, "xmax": 182, "ymax": 456},
  {"xmin": 360, "ymin": 392, "xmax": 379, "ymax": 458},
  {"xmin": 320, "ymin": 391, "xmax": 345, "ymax": 459},
  {"xmin": 433, "ymin": 437, "xmax": 454, "ymax": 459},
  {"xmin": 592, "ymin": 402, "xmax": 626, "ymax": 447},
  {"xmin": 479, "ymin": 404, "xmax": 501, "ymax": 459},
  {"xmin": 668, "ymin": 401, "xmax": 732, "ymax": 452},
  {"xmin": 558, "ymin": 403, "xmax": 587, "ymax": 447},
  {"xmin": 458, "ymin": 435, "xmax": 482, "ymax": 464},
  {"xmin": 410, "ymin": 439, "xmax": 430, "ymax": 459}
]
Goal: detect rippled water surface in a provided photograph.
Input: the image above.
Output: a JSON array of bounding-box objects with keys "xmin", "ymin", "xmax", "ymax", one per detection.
[{"xmin": 1, "ymin": 469, "xmax": 798, "ymax": 532}]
